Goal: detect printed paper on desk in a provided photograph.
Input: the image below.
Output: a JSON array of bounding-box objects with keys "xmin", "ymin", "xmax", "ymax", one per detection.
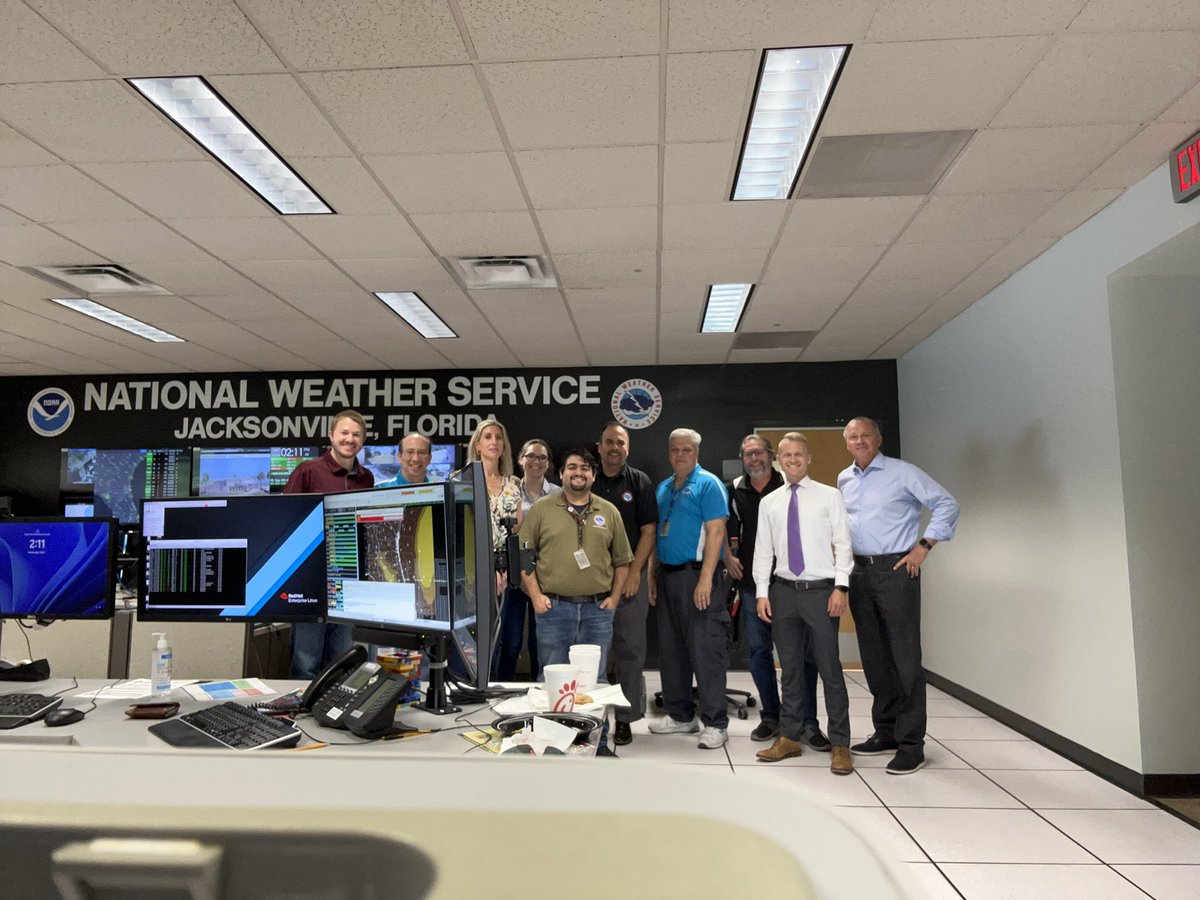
[
  {"xmin": 182, "ymin": 678, "xmax": 274, "ymax": 702},
  {"xmin": 74, "ymin": 679, "xmax": 199, "ymax": 700},
  {"xmin": 492, "ymin": 683, "xmax": 629, "ymax": 716}
]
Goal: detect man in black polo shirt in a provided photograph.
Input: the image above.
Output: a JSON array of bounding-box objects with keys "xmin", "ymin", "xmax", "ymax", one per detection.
[
  {"xmin": 592, "ymin": 422, "xmax": 658, "ymax": 746},
  {"xmin": 726, "ymin": 434, "xmax": 829, "ymax": 751}
]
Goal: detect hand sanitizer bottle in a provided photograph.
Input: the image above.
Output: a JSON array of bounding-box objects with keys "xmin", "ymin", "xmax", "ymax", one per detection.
[{"xmin": 150, "ymin": 632, "xmax": 172, "ymax": 697}]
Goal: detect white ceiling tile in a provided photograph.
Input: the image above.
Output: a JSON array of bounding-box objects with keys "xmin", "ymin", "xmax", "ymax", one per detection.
[
  {"xmin": 938, "ymin": 269, "xmax": 1014, "ymax": 307},
  {"xmin": 1079, "ymin": 123, "xmax": 1200, "ymax": 189},
  {"xmin": 659, "ymin": 284, "xmax": 706, "ymax": 317},
  {"xmin": 234, "ymin": 258, "xmax": 363, "ymax": 298},
  {"xmin": 763, "ymin": 244, "xmax": 886, "ymax": 283},
  {"xmin": 302, "ymin": 67, "xmax": 502, "ymax": 155},
  {"xmin": 553, "ymin": 251, "xmax": 657, "ymax": 288},
  {"xmin": 938, "ymin": 125, "xmax": 1136, "ymax": 194},
  {"xmin": 739, "ymin": 281, "xmax": 853, "ymax": 330},
  {"xmin": 436, "ymin": 340, "xmax": 520, "ymax": 369},
  {"xmin": 778, "ymin": 197, "xmax": 925, "ymax": 247},
  {"xmin": 539, "ymin": 207, "xmax": 658, "ymax": 253},
  {"xmin": 305, "ymin": 296, "xmax": 407, "ymax": 334},
  {"xmin": 901, "ymin": 192, "xmax": 1063, "ymax": 242},
  {"xmin": 166, "ymin": 217, "xmax": 322, "ymax": 261},
  {"xmin": 974, "ymin": 232, "xmax": 1059, "ymax": 276},
  {"xmin": 126, "ymin": 260, "xmax": 264, "ymax": 296},
  {"xmin": 482, "ymin": 57, "xmax": 659, "ymax": 148},
  {"xmin": 187, "ymin": 292, "xmax": 301, "ymax": 323},
  {"xmin": 54, "ymin": 219, "xmax": 212, "ymax": 263},
  {"xmin": 1158, "ymin": 80, "xmax": 1200, "ymax": 123},
  {"xmin": 0, "ymin": 260, "xmax": 66, "ymax": 299},
  {"xmin": 657, "ymin": 333, "xmax": 734, "ymax": 364},
  {"xmin": 286, "ymin": 215, "xmax": 428, "ymax": 259},
  {"xmin": 517, "ymin": 146, "xmax": 658, "ymax": 209},
  {"xmin": 661, "ymin": 248, "xmax": 768, "ymax": 284},
  {"xmin": 238, "ymin": 317, "xmax": 339, "ymax": 344},
  {"xmin": 0, "ymin": 165, "xmax": 146, "ymax": 222},
  {"xmin": 241, "ymin": 0, "xmax": 467, "ymax": 68},
  {"xmin": 274, "ymin": 338, "xmax": 385, "ymax": 370},
  {"xmin": 1069, "ymin": 0, "xmax": 1200, "ymax": 31},
  {"xmin": 264, "ymin": 291, "xmax": 370, "ymax": 323},
  {"xmin": 869, "ymin": 240, "xmax": 1008, "ymax": 283},
  {"xmin": 410, "ymin": 210, "xmax": 542, "ymax": 256},
  {"xmin": 848, "ymin": 275, "xmax": 957, "ymax": 309},
  {"xmin": 663, "ymin": 142, "xmax": 737, "ymax": 205},
  {"xmin": 665, "ymin": 51, "xmax": 756, "ymax": 143},
  {"xmin": 662, "ymin": 202, "xmax": 785, "ymax": 250},
  {"xmin": 335, "ymin": 257, "xmax": 462, "ymax": 293},
  {"xmin": 366, "ymin": 152, "xmax": 527, "ymax": 214},
  {"xmin": 0, "ymin": 223, "xmax": 96, "ymax": 266},
  {"xmin": 100, "ymin": 295, "xmax": 232, "ymax": 326},
  {"xmin": 81, "ymin": 161, "xmax": 272, "ymax": 219},
  {"xmin": 1025, "ymin": 189, "xmax": 1123, "ymax": 237},
  {"xmin": 565, "ymin": 287, "xmax": 656, "ymax": 318},
  {"xmin": 993, "ymin": 32, "xmax": 1200, "ymax": 126},
  {"xmin": 668, "ymin": 0, "xmax": 875, "ymax": 51},
  {"xmin": 585, "ymin": 343, "xmax": 657, "ymax": 366},
  {"xmin": 0, "ymin": 80, "xmax": 203, "ymax": 164},
  {"xmin": 867, "ymin": 0, "xmax": 1087, "ymax": 41},
  {"xmin": 28, "ymin": 0, "xmax": 284, "ymax": 75},
  {"xmin": 348, "ymin": 337, "xmax": 454, "ymax": 370},
  {"xmin": 823, "ymin": 37, "xmax": 1050, "ymax": 134},
  {"xmin": 1, "ymin": 0, "xmax": 107, "ymax": 82},
  {"xmin": 207, "ymin": 74, "xmax": 352, "ymax": 158},
  {"xmin": 289, "ymin": 157, "xmax": 397, "ymax": 215},
  {"xmin": 0, "ymin": 121, "xmax": 56, "ymax": 167},
  {"xmin": 0, "ymin": 207, "xmax": 30, "ymax": 226},
  {"xmin": 461, "ymin": 0, "xmax": 660, "ymax": 59}
]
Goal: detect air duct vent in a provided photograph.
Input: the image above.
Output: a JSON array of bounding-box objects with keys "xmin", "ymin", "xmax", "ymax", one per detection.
[
  {"xmin": 22, "ymin": 264, "xmax": 171, "ymax": 296},
  {"xmin": 733, "ymin": 330, "xmax": 817, "ymax": 350},
  {"xmin": 447, "ymin": 255, "xmax": 558, "ymax": 289}
]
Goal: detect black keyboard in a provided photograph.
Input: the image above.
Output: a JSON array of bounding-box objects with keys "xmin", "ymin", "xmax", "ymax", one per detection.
[
  {"xmin": 0, "ymin": 693, "xmax": 62, "ymax": 730},
  {"xmin": 150, "ymin": 701, "xmax": 301, "ymax": 750}
]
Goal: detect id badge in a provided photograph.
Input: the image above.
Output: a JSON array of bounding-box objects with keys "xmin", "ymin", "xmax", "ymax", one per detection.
[
  {"xmin": 574, "ymin": 549, "xmax": 591, "ymax": 569},
  {"xmin": 659, "ymin": 521, "xmax": 670, "ymax": 538}
]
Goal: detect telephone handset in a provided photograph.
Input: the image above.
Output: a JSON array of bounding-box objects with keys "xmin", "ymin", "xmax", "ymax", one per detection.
[{"xmin": 300, "ymin": 645, "xmax": 407, "ymax": 739}]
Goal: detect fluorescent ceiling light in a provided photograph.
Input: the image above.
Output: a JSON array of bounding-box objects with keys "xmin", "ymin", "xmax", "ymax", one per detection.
[
  {"xmin": 732, "ymin": 45, "xmax": 849, "ymax": 201},
  {"xmin": 128, "ymin": 76, "xmax": 332, "ymax": 215},
  {"xmin": 374, "ymin": 292, "xmax": 457, "ymax": 339},
  {"xmin": 701, "ymin": 284, "xmax": 753, "ymax": 333},
  {"xmin": 51, "ymin": 298, "xmax": 184, "ymax": 343}
]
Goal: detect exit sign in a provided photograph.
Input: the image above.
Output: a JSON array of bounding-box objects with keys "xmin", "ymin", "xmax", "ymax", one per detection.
[{"xmin": 1170, "ymin": 128, "xmax": 1200, "ymax": 203}]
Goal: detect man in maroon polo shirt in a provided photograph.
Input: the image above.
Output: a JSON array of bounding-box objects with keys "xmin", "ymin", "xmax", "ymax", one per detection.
[{"xmin": 284, "ymin": 409, "xmax": 373, "ymax": 678}]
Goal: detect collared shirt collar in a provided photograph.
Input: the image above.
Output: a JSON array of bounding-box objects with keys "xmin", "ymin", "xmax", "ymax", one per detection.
[
  {"xmin": 554, "ymin": 492, "xmax": 595, "ymax": 513},
  {"xmin": 784, "ymin": 474, "xmax": 814, "ymax": 490},
  {"xmin": 852, "ymin": 452, "xmax": 887, "ymax": 476},
  {"xmin": 321, "ymin": 450, "xmax": 361, "ymax": 478},
  {"xmin": 739, "ymin": 468, "xmax": 783, "ymax": 494}
]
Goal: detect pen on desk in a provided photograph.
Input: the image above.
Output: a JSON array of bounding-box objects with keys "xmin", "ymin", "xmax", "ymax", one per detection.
[
  {"xmin": 292, "ymin": 742, "xmax": 327, "ymax": 752},
  {"xmin": 383, "ymin": 729, "xmax": 435, "ymax": 741}
]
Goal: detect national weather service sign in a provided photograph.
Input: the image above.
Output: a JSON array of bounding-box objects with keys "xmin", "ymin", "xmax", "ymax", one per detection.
[
  {"xmin": 610, "ymin": 378, "xmax": 662, "ymax": 430},
  {"xmin": 28, "ymin": 387, "xmax": 75, "ymax": 437}
]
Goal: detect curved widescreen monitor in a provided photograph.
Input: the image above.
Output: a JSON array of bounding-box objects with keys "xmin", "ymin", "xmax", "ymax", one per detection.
[
  {"xmin": 139, "ymin": 495, "xmax": 326, "ymax": 622},
  {"xmin": 0, "ymin": 518, "xmax": 117, "ymax": 620}
]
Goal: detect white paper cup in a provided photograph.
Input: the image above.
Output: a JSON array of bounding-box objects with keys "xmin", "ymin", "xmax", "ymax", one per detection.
[
  {"xmin": 543, "ymin": 664, "xmax": 579, "ymax": 712},
  {"xmin": 568, "ymin": 644, "xmax": 602, "ymax": 691}
]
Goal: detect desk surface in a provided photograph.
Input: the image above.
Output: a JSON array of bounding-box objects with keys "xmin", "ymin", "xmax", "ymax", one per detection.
[{"xmin": 0, "ymin": 679, "xmax": 918, "ymax": 899}]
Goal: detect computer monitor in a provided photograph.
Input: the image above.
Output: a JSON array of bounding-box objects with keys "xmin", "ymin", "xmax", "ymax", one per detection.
[
  {"xmin": 62, "ymin": 495, "xmax": 95, "ymax": 518},
  {"xmin": 356, "ymin": 444, "xmax": 401, "ymax": 484},
  {"xmin": 59, "ymin": 448, "xmax": 96, "ymax": 491},
  {"xmin": 0, "ymin": 518, "xmax": 117, "ymax": 620},
  {"xmin": 426, "ymin": 443, "xmax": 457, "ymax": 482},
  {"xmin": 193, "ymin": 447, "xmax": 272, "ymax": 496},
  {"xmin": 268, "ymin": 447, "xmax": 321, "ymax": 489},
  {"xmin": 138, "ymin": 495, "xmax": 326, "ymax": 622},
  {"xmin": 93, "ymin": 449, "xmax": 192, "ymax": 524}
]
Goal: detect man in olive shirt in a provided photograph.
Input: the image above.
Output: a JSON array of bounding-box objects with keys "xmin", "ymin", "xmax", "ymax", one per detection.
[{"xmin": 521, "ymin": 448, "xmax": 634, "ymax": 678}]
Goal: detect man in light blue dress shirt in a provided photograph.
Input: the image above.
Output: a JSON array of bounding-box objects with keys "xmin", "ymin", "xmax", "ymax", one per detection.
[
  {"xmin": 838, "ymin": 417, "xmax": 959, "ymax": 775},
  {"xmin": 375, "ymin": 433, "xmax": 434, "ymax": 487}
]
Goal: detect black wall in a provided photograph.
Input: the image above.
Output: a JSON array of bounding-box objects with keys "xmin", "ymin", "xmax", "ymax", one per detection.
[{"xmin": 3, "ymin": 361, "xmax": 899, "ymax": 514}]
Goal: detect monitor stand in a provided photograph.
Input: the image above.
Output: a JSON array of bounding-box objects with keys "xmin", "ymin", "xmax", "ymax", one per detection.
[{"xmin": 418, "ymin": 634, "xmax": 460, "ymax": 716}]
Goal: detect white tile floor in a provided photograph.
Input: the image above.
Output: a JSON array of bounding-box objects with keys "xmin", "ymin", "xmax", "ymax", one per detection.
[{"xmin": 620, "ymin": 669, "xmax": 1200, "ymax": 899}]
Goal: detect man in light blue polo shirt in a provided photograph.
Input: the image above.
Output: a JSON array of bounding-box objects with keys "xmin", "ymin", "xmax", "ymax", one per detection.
[
  {"xmin": 838, "ymin": 417, "xmax": 959, "ymax": 775},
  {"xmin": 648, "ymin": 428, "xmax": 731, "ymax": 750},
  {"xmin": 375, "ymin": 433, "xmax": 434, "ymax": 487}
]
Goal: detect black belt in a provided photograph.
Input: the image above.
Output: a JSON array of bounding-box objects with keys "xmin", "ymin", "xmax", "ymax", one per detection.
[
  {"xmin": 853, "ymin": 553, "xmax": 906, "ymax": 566},
  {"xmin": 773, "ymin": 576, "xmax": 834, "ymax": 591},
  {"xmin": 546, "ymin": 593, "xmax": 606, "ymax": 604},
  {"xmin": 660, "ymin": 561, "xmax": 703, "ymax": 573}
]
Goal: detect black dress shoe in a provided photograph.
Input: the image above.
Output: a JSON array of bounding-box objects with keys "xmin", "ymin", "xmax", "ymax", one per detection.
[
  {"xmin": 851, "ymin": 734, "xmax": 899, "ymax": 756},
  {"xmin": 886, "ymin": 750, "xmax": 927, "ymax": 775},
  {"xmin": 614, "ymin": 721, "xmax": 633, "ymax": 745},
  {"xmin": 750, "ymin": 719, "xmax": 780, "ymax": 742},
  {"xmin": 801, "ymin": 727, "xmax": 832, "ymax": 752}
]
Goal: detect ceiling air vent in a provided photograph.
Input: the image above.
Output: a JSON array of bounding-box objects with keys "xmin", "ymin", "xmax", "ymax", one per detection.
[
  {"xmin": 733, "ymin": 330, "xmax": 817, "ymax": 350},
  {"xmin": 21, "ymin": 264, "xmax": 171, "ymax": 296},
  {"xmin": 447, "ymin": 255, "xmax": 558, "ymax": 289}
]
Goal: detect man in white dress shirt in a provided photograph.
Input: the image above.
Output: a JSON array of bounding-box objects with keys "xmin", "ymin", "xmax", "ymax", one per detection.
[{"xmin": 752, "ymin": 432, "xmax": 855, "ymax": 776}]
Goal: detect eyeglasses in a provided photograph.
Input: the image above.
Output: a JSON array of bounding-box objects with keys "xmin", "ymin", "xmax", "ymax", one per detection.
[
  {"xmin": 522, "ymin": 454, "xmax": 549, "ymax": 462},
  {"xmin": 742, "ymin": 448, "xmax": 769, "ymax": 458},
  {"xmin": 401, "ymin": 449, "xmax": 431, "ymax": 457}
]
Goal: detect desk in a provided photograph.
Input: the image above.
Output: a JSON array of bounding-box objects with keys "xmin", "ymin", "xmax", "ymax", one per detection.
[{"xmin": 0, "ymin": 681, "xmax": 919, "ymax": 899}]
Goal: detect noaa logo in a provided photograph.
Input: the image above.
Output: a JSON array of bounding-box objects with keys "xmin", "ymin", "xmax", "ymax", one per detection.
[
  {"xmin": 28, "ymin": 387, "xmax": 75, "ymax": 437},
  {"xmin": 592, "ymin": 514, "xmax": 606, "ymax": 528},
  {"xmin": 621, "ymin": 491, "xmax": 633, "ymax": 503},
  {"xmin": 611, "ymin": 379, "xmax": 663, "ymax": 430}
]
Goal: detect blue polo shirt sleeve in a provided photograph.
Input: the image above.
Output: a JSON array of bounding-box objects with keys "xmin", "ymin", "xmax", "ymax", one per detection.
[{"xmin": 698, "ymin": 475, "xmax": 730, "ymax": 523}]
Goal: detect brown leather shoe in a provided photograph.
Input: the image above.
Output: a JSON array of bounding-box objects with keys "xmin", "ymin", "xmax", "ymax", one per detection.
[
  {"xmin": 831, "ymin": 746, "xmax": 854, "ymax": 775},
  {"xmin": 756, "ymin": 736, "xmax": 804, "ymax": 762}
]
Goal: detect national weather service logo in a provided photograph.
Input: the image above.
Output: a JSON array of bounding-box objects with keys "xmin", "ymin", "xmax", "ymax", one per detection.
[
  {"xmin": 611, "ymin": 379, "xmax": 663, "ymax": 430},
  {"xmin": 27, "ymin": 388, "xmax": 75, "ymax": 437}
]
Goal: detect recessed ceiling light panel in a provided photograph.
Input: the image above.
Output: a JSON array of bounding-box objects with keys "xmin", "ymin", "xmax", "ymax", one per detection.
[
  {"xmin": 51, "ymin": 298, "xmax": 184, "ymax": 343},
  {"xmin": 128, "ymin": 76, "xmax": 333, "ymax": 215},
  {"xmin": 701, "ymin": 283, "xmax": 754, "ymax": 333},
  {"xmin": 732, "ymin": 45, "xmax": 849, "ymax": 201},
  {"xmin": 374, "ymin": 292, "xmax": 457, "ymax": 339}
]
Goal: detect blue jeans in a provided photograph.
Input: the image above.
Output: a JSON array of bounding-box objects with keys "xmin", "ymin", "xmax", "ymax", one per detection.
[
  {"xmin": 534, "ymin": 598, "xmax": 614, "ymax": 681},
  {"xmin": 492, "ymin": 587, "xmax": 540, "ymax": 681},
  {"xmin": 739, "ymin": 588, "xmax": 817, "ymax": 729},
  {"xmin": 290, "ymin": 622, "xmax": 353, "ymax": 680}
]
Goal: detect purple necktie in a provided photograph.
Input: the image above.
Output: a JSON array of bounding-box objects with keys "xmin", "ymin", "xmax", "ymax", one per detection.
[{"xmin": 787, "ymin": 483, "xmax": 805, "ymax": 576}]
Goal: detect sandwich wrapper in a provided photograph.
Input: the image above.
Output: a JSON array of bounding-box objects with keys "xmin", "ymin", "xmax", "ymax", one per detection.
[
  {"xmin": 499, "ymin": 716, "xmax": 581, "ymax": 756},
  {"xmin": 492, "ymin": 683, "xmax": 630, "ymax": 716}
]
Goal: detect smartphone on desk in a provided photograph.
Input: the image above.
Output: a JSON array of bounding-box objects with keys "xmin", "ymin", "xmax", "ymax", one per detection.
[{"xmin": 300, "ymin": 646, "xmax": 407, "ymax": 739}]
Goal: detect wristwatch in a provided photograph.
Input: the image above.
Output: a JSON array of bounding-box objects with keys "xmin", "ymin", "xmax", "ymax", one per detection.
[{"xmin": 918, "ymin": 538, "xmax": 934, "ymax": 551}]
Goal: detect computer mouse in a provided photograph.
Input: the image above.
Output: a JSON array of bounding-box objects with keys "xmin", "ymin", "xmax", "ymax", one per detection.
[{"xmin": 44, "ymin": 707, "xmax": 86, "ymax": 727}]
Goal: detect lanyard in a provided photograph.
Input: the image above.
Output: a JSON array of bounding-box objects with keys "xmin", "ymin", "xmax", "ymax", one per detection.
[{"xmin": 566, "ymin": 500, "xmax": 591, "ymax": 548}]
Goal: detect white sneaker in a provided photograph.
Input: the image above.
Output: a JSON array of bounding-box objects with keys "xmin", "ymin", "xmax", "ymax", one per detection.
[
  {"xmin": 648, "ymin": 716, "xmax": 700, "ymax": 734},
  {"xmin": 698, "ymin": 726, "xmax": 728, "ymax": 749}
]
